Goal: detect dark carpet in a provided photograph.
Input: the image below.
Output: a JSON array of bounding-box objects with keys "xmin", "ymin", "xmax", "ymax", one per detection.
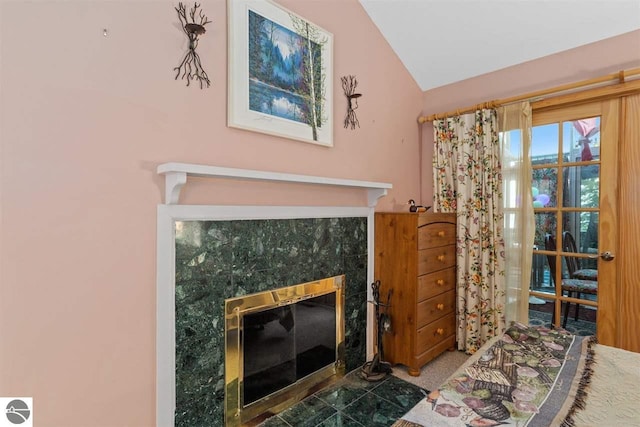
[{"xmin": 528, "ymin": 309, "xmax": 596, "ymax": 336}]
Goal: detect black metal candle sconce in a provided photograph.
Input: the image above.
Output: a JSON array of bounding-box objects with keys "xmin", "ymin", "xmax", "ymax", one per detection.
[
  {"xmin": 341, "ymin": 75, "xmax": 362, "ymax": 130},
  {"xmin": 174, "ymin": 2, "xmax": 211, "ymax": 89}
]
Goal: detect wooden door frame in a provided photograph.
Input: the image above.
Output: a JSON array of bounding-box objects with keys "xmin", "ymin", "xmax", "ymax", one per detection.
[{"xmin": 617, "ymin": 94, "xmax": 640, "ymax": 352}]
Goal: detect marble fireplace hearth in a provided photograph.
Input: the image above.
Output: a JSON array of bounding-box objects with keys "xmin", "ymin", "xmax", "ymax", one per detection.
[{"xmin": 174, "ymin": 217, "xmax": 367, "ymax": 426}]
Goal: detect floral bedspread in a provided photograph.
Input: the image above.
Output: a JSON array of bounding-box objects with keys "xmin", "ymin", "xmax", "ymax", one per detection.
[{"xmin": 393, "ymin": 323, "xmax": 597, "ymax": 427}]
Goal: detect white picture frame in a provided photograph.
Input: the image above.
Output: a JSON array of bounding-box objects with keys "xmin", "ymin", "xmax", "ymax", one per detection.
[{"xmin": 227, "ymin": 0, "xmax": 334, "ymax": 147}]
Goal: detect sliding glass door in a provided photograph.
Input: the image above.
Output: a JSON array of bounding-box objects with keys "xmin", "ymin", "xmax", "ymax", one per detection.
[{"xmin": 529, "ymin": 100, "xmax": 618, "ymax": 345}]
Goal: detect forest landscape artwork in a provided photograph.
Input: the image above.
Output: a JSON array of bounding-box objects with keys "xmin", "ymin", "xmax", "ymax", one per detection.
[{"xmin": 228, "ymin": 0, "xmax": 333, "ymax": 146}]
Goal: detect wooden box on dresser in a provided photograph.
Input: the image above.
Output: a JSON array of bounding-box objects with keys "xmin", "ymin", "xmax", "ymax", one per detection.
[{"xmin": 374, "ymin": 212, "xmax": 457, "ymax": 376}]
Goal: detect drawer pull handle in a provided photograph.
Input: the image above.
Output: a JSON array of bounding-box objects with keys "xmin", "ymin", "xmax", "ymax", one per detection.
[
  {"xmin": 437, "ymin": 303, "xmax": 444, "ymax": 310},
  {"xmin": 436, "ymin": 279, "xmax": 444, "ymax": 286},
  {"xmin": 438, "ymin": 231, "xmax": 445, "ymax": 237},
  {"xmin": 435, "ymin": 328, "xmax": 444, "ymax": 335},
  {"xmin": 437, "ymin": 255, "xmax": 445, "ymax": 262}
]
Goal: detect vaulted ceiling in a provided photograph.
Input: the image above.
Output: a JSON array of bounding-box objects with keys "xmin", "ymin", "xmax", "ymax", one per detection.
[{"xmin": 359, "ymin": 0, "xmax": 640, "ymax": 91}]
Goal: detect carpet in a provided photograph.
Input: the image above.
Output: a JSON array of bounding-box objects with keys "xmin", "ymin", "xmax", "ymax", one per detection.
[
  {"xmin": 392, "ymin": 350, "xmax": 470, "ymax": 392},
  {"xmin": 528, "ymin": 309, "xmax": 596, "ymax": 336},
  {"xmin": 529, "ymin": 300, "xmax": 597, "ymax": 323}
]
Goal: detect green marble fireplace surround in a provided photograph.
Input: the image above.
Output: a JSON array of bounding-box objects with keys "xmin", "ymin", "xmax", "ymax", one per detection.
[{"xmin": 174, "ymin": 216, "xmax": 368, "ymax": 427}]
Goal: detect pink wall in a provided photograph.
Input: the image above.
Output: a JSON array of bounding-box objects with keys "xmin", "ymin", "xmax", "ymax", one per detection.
[
  {"xmin": 0, "ymin": 1, "xmax": 422, "ymax": 426},
  {"xmin": 420, "ymin": 30, "xmax": 640, "ymax": 205}
]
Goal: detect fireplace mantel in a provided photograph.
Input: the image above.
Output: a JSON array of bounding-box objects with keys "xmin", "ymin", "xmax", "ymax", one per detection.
[
  {"xmin": 157, "ymin": 162, "xmax": 392, "ymax": 207},
  {"xmin": 156, "ymin": 162, "xmax": 391, "ymax": 426}
]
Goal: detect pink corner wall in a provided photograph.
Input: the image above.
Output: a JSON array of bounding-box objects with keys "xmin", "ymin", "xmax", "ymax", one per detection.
[
  {"xmin": 0, "ymin": 1, "xmax": 422, "ymax": 426},
  {"xmin": 420, "ymin": 30, "xmax": 640, "ymax": 205}
]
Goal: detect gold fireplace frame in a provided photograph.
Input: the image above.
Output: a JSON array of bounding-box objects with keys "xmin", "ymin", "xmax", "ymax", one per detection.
[{"xmin": 224, "ymin": 275, "xmax": 346, "ymax": 426}]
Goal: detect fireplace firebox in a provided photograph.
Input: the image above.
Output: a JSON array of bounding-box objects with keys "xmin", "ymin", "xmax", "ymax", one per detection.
[{"xmin": 224, "ymin": 276, "xmax": 345, "ymax": 426}]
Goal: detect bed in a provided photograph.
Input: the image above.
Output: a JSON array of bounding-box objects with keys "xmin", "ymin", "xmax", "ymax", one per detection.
[{"xmin": 393, "ymin": 322, "xmax": 640, "ymax": 427}]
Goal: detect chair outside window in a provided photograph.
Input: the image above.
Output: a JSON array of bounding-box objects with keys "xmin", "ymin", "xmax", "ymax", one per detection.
[
  {"xmin": 544, "ymin": 234, "xmax": 598, "ymax": 328},
  {"xmin": 562, "ymin": 231, "xmax": 598, "ymax": 281}
]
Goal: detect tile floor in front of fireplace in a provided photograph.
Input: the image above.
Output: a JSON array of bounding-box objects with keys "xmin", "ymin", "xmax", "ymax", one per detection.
[{"xmin": 258, "ymin": 369, "xmax": 427, "ymax": 427}]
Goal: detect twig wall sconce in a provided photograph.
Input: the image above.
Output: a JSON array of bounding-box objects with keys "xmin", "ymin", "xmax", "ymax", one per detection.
[
  {"xmin": 341, "ymin": 75, "xmax": 362, "ymax": 129},
  {"xmin": 174, "ymin": 2, "xmax": 211, "ymax": 88}
]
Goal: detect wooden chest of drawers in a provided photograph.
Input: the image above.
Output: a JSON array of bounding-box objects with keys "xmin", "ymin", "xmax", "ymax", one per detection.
[{"xmin": 374, "ymin": 212, "xmax": 457, "ymax": 376}]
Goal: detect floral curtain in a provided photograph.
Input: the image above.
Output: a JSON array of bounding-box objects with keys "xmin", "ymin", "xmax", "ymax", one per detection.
[{"xmin": 433, "ymin": 109, "xmax": 506, "ymax": 354}]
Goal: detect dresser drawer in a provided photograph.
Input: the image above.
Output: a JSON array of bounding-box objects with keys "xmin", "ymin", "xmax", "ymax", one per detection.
[
  {"xmin": 418, "ymin": 245, "xmax": 456, "ymax": 275},
  {"xmin": 418, "ymin": 223, "xmax": 456, "ymax": 250},
  {"xmin": 416, "ymin": 313, "xmax": 456, "ymax": 355},
  {"xmin": 417, "ymin": 268, "xmax": 456, "ymax": 302},
  {"xmin": 417, "ymin": 290, "xmax": 456, "ymax": 329}
]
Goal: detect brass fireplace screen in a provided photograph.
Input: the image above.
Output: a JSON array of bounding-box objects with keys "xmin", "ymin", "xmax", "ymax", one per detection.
[{"xmin": 224, "ymin": 275, "xmax": 346, "ymax": 426}]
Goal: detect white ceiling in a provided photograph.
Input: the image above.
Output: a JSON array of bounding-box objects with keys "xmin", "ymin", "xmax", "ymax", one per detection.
[{"xmin": 359, "ymin": 0, "xmax": 640, "ymax": 91}]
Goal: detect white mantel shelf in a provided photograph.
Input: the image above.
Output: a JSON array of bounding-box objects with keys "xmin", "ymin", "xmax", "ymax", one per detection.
[{"xmin": 157, "ymin": 162, "xmax": 392, "ymax": 207}]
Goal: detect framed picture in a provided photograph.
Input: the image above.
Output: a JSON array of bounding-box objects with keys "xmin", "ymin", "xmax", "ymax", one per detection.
[{"xmin": 228, "ymin": 0, "xmax": 334, "ymax": 147}]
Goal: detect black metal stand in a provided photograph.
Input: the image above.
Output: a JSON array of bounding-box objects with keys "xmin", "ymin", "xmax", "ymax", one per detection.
[{"xmin": 360, "ymin": 280, "xmax": 392, "ymax": 381}]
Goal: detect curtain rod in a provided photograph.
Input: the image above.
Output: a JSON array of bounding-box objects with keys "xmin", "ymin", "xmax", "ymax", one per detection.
[{"xmin": 418, "ymin": 66, "xmax": 640, "ymax": 123}]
